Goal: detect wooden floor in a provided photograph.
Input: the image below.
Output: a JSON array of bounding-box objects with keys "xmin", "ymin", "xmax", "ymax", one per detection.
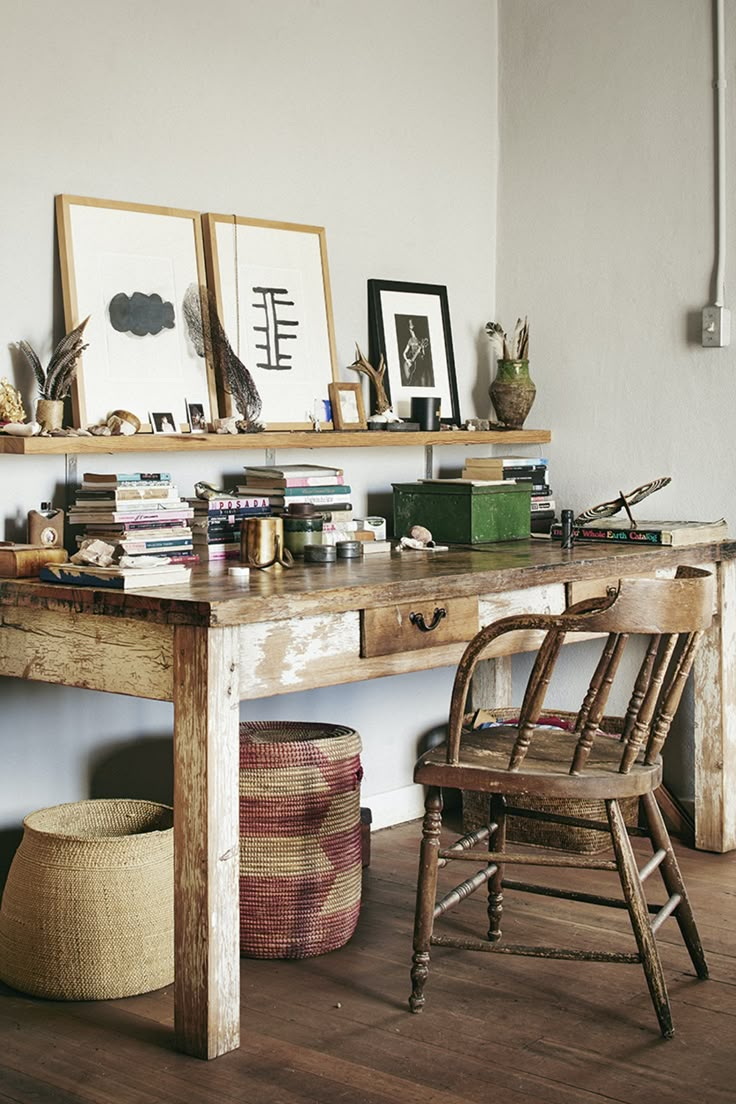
[{"xmin": 1, "ymin": 816, "xmax": 735, "ymax": 1103}]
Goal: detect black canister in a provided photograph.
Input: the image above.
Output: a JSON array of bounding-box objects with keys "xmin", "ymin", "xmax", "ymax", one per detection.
[{"xmin": 560, "ymin": 509, "xmax": 574, "ymax": 549}]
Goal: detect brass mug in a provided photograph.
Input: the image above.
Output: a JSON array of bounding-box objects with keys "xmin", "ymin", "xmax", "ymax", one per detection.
[{"xmin": 241, "ymin": 516, "xmax": 293, "ymax": 570}]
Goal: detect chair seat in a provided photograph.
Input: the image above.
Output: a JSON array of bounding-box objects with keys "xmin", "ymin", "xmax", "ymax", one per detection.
[{"xmin": 414, "ymin": 724, "xmax": 662, "ymax": 800}]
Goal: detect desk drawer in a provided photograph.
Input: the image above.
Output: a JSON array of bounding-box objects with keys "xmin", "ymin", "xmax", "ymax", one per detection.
[{"xmin": 360, "ymin": 596, "xmax": 479, "ymax": 658}]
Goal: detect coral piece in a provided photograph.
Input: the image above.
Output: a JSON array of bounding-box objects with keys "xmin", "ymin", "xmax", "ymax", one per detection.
[{"xmin": 0, "ymin": 378, "xmax": 26, "ymax": 423}]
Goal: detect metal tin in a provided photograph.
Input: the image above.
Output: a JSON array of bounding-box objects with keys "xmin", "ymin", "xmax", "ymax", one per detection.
[
  {"xmin": 336, "ymin": 540, "xmax": 362, "ymax": 559},
  {"xmin": 304, "ymin": 543, "xmax": 336, "ymax": 563},
  {"xmin": 283, "ymin": 510, "xmax": 324, "ymax": 558}
]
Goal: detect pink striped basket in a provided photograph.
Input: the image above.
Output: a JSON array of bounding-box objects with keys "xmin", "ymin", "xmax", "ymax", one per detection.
[{"xmin": 239, "ymin": 721, "xmax": 363, "ymax": 958}]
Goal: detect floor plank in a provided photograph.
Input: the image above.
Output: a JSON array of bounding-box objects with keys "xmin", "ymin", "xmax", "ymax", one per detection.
[{"xmin": 0, "ymin": 819, "xmax": 734, "ymax": 1103}]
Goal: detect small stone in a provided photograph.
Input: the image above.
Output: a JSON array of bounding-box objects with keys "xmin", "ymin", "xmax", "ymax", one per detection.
[{"xmin": 409, "ymin": 525, "xmax": 432, "ymax": 545}]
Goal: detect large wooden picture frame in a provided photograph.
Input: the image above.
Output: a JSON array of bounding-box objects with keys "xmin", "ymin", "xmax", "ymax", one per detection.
[
  {"xmin": 56, "ymin": 195, "xmax": 217, "ymax": 431},
  {"xmin": 203, "ymin": 214, "xmax": 338, "ymax": 429},
  {"xmin": 367, "ymin": 279, "xmax": 460, "ymax": 425}
]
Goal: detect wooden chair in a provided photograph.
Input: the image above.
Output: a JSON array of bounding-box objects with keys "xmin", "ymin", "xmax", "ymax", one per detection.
[{"xmin": 408, "ymin": 567, "xmax": 714, "ymax": 1038}]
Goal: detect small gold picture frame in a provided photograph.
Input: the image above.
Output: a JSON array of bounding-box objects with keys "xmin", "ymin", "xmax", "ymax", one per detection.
[{"xmin": 328, "ymin": 382, "xmax": 366, "ymax": 430}]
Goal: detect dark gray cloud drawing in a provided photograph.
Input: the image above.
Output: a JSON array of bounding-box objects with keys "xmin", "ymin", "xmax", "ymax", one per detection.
[{"xmin": 109, "ymin": 292, "xmax": 175, "ymax": 336}]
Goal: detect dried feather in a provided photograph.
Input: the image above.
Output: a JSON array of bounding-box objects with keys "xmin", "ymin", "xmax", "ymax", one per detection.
[
  {"xmin": 183, "ymin": 284, "xmax": 262, "ymax": 429},
  {"xmin": 18, "ymin": 341, "xmax": 46, "ymax": 392},
  {"xmin": 47, "ymin": 316, "xmax": 89, "ymax": 370},
  {"xmin": 484, "ymin": 322, "xmax": 505, "ymax": 360},
  {"xmin": 45, "ymin": 337, "xmax": 88, "ymax": 399}
]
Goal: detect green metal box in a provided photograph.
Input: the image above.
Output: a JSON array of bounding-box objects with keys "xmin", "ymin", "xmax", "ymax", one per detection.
[{"xmin": 392, "ymin": 481, "xmax": 531, "ymax": 544}]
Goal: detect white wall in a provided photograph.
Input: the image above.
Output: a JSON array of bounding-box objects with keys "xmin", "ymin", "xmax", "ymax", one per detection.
[
  {"xmin": 0, "ymin": 1, "xmax": 499, "ymax": 845},
  {"xmin": 496, "ymin": 0, "xmax": 736, "ymax": 798}
]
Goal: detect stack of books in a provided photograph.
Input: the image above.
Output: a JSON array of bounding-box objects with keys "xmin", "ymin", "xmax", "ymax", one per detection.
[
  {"xmin": 188, "ymin": 493, "xmax": 273, "ymax": 562},
  {"xmin": 462, "ymin": 455, "xmax": 556, "ymax": 533},
  {"xmin": 236, "ymin": 464, "xmax": 353, "ymax": 516},
  {"xmin": 68, "ymin": 472, "xmax": 197, "ymax": 564}
]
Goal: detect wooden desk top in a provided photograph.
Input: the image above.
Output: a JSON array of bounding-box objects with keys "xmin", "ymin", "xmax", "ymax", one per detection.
[{"xmin": 2, "ymin": 539, "xmax": 734, "ymax": 629}]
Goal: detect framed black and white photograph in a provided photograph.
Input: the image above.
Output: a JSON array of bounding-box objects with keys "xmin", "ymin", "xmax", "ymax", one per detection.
[
  {"xmin": 203, "ymin": 213, "xmax": 338, "ymax": 429},
  {"xmin": 367, "ymin": 279, "xmax": 460, "ymax": 424},
  {"xmin": 56, "ymin": 195, "xmax": 217, "ymax": 431},
  {"xmin": 186, "ymin": 400, "xmax": 207, "ymax": 433},
  {"xmin": 328, "ymin": 382, "xmax": 366, "ymax": 430},
  {"xmin": 150, "ymin": 410, "xmax": 177, "ymax": 434}
]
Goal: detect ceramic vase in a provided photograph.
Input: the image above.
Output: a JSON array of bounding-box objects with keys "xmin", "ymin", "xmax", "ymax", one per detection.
[{"xmin": 489, "ymin": 359, "xmax": 536, "ymax": 429}]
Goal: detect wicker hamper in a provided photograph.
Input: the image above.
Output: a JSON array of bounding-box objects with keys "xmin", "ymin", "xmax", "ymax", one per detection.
[
  {"xmin": 239, "ymin": 721, "xmax": 363, "ymax": 958},
  {"xmin": 461, "ymin": 709, "xmax": 638, "ymax": 854},
  {"xmin": 0, "ymin": 799, "xmax": 173, "ymax": 1000}
]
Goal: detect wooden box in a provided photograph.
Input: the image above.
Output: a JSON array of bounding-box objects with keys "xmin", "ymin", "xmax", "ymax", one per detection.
[{"xmin": 392, "ymin": 481, "xmax": 531, "ymax": 544}]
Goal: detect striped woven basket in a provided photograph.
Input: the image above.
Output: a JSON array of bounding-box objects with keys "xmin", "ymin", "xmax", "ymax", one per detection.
[
  {"xmin": 239, "ymin": 721, "xmax": 363, "ymax": 958},
  {"xmin": 0, "ymin": 799, "xmax": 173, "ymax": 1000}
]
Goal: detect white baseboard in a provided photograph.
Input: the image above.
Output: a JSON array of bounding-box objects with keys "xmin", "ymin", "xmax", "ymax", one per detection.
[{"xmin": 364, "ymin": 784, "xmax": 426, "ymax": 831}]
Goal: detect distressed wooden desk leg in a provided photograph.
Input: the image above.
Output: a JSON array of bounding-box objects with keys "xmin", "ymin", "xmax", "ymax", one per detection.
[
  {"xmin": 173, "ymin": 624, "xmax": 241, "ymax": 1058},
  {"xmin": 693, "ymin": 558, "xmax": 736, "ymax": 852}
]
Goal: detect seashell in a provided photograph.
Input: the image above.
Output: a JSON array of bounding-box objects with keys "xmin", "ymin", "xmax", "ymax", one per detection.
[
  {"xmin": 214, "ymin": 417, "xmax": 239, "ymax": 435},
  {"xmin": 409, "ymin": 524, "xmax": 433, "ymax": 545},
  {"xmin": 2, "ymin": 421, "xmax": 40, "ymax": 436},
  {"xmin": 108, "ymin": 409, "xmax": 140, "ymax": 434}
]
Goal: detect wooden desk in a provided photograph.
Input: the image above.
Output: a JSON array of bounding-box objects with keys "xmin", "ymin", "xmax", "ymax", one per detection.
[{"xmin": 1, "ymin": 538, "xmax": 735, "ymax": 1059}]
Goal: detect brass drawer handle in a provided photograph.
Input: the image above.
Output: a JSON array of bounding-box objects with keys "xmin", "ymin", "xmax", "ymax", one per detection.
[{"xmin": 409, "ymin": 607, "xmax": 447, "ymax": 633}]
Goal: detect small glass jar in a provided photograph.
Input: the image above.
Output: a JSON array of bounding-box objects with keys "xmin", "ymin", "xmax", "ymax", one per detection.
[{"xmin": 282, "ymin": 504, "xmax": 324, "ymax": 558}]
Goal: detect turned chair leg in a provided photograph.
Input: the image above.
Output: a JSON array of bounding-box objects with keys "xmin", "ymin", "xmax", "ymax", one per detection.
[
  {"xmin": 409, "ymin": 787, "xmax": 443, "ymax": 1013},
  {"xmin": 641, "ymin": 791, "xmax": 709, "ymax": 979},
  {"xmin": 607, "ymin": 798, "xmax": 675, "ymax": 1039},
  {"xmin": 487, "ymin": 794, "xmax": 506, "ymax": 942}
]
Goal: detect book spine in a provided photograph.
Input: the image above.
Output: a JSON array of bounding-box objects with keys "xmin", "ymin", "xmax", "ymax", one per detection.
[
  {"xmin": 235, "ymin": 486, "xmax": 350, "ymax": 498},
  {"xmin": 191, "ymin": 507, "xmax": 272, "ymax": 519},
  {"xmin": 116, "ymin": 539, "xmax": 194, "ymax": 553},
  {"xmin": 274, "ymin": 495, "xmax": 353, "ymax": 507},
  {"xmin": 189, "ymin": 497, "xmax": 271, "ymax": 510},
  {"xmin": 40, "ymin": 566, "xmax": 124, "ymax": 589},
  {"xmin": 244, "ymin": 475, "xmax": 346, "ymax": 488},
  {"xmin": 243, "ymin": 467, "xmax": 343, "ymax": 478},
  {"xmin": 530, "ymin": 499, "xmax": 556, "ymax": 513},
  {"xmin": 70, "ymin": 509, "xmax": 194, "ymax": 524},
  {"xmin": 82, "ymin": 473, "xmax": 172, "ymax": 483},
  {"xmin": 549, "ymin": 525, "xmax": 667, "ymax": 544},
  {"xmin": 154, "ymin": 552, "xmax": 200, "ymax": 566},
  {"xmin": 195, "ymin": 547, "xmax": 240, "ymax": 561},
  {"xmin": 83, "ymin": 523, "xmax": 192, "ymax": 535},
  {"xmin": 76, "ymin": 489, "xmax": 179, "ymax": 502}
]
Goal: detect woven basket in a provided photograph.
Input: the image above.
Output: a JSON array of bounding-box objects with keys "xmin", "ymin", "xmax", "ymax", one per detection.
[
  {"xmin": 461, "ymin": 709, "xmax": 638, "ymax": 854},
  {"xmin": 0, "ymin": 799, "xmax": 173, "ymax": 1000},
  {"xmin": 239, "ymin": 721, "xmax": 362, "ymax": 958}
]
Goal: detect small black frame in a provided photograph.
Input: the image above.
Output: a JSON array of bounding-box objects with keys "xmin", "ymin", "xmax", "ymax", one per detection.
[{"xmin": 367, "ymin": 279, "xmax": 460, "ymax": 425}]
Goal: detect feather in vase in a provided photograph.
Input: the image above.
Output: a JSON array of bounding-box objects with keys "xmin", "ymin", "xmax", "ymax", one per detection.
[{"xmin": 18, "ymin": 316, "xmax": 89, "ymax": 400}]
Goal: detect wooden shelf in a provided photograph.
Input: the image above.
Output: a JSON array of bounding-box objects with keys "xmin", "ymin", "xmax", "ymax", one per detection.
[{"xmin": 0, "ymin": 428, "xmax": 552, "ymax": 456}]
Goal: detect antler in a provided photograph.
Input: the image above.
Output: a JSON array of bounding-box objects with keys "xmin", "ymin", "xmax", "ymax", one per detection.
[{"xmin": 347, "ymin": 344, "xmax": 392, "ymax": 414}]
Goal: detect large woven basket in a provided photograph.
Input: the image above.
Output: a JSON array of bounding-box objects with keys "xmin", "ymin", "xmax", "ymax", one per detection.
[
  {"xmin": 0, "ymin": 799, "xmax": 173, "ymax": 1000},
  {"xmin": 239, "ymin": 721, "xmax": 363, "ymax": 958},
  {"xmin": 461, "ymin": 709, "xmax": 638, "ymax": 854}
]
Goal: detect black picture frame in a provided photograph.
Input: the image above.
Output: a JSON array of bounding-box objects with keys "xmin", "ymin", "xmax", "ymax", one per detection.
[{"xmin": 367, "ymin": 279, "xmax": 460, "ymax": 425}]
